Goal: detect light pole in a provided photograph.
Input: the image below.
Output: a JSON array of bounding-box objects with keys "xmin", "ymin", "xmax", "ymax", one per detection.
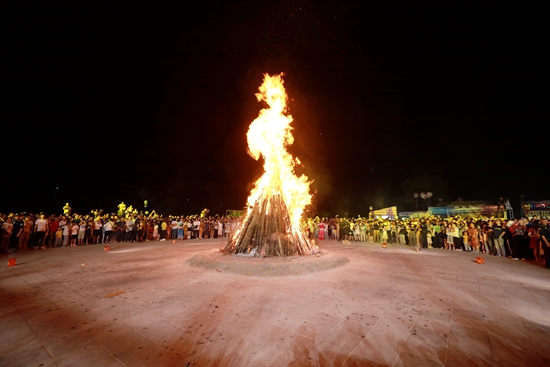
[
  {"xmin": 421, "ymin": 192, "xmax": 427, "ymax": 210},
  {"xmin": 426, "ymin": 192, "xmax": 433, "ymax": 208},
  {"xmin": 413, "ymin": 193, "xmax": 419, "ymax": 211}
]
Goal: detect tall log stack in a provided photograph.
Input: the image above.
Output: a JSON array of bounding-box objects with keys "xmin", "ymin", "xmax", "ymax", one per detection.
[{"xmin": 224, "ymin": 190, "xmax": 313, "ymax": 257}]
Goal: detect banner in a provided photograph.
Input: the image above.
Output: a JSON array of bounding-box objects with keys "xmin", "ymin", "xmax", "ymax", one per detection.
[{"xmin": 372, "ymin": 206, "xmax": 398, "ymax": 219}]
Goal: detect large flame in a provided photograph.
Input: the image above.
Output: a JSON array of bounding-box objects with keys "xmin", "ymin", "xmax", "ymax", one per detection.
[{"xmin": 245, "ymin": 73, "xmax": 311, "ymax": 230}]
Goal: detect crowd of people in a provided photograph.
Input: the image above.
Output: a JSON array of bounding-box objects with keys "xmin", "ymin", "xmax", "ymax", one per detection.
[
  {"xmin": 1, "ymin": 204, "xmax": 549, "ymax": 269},
  {"xmin": 0, "ymin": 209, "xmax": 241, "ymax": 253},
  {"xmin": 304, "ymin": 214, "xmax": 550, "ymax": 267}
]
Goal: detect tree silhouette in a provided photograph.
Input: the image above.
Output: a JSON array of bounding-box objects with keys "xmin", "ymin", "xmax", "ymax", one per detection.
[{"xmin": 403, "ymin": 174, "xmax": 448, "ymax": 206}]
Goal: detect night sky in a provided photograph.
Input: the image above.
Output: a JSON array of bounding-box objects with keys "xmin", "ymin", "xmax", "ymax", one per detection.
[{"xmin": 3, "ymin": 2, "xmax": 548, "ymax": 216}]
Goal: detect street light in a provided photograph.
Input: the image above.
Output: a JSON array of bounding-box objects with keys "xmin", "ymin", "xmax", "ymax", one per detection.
[
  {"xmin": 426, "ymin": 192, "xmax": 433, "ymax": 207},
  {"xmin": 420, "ymin": 193, "xmax": 427, "ymax": 210}
]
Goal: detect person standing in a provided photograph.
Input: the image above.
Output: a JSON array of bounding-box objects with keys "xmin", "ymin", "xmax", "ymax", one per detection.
[
  {"xmin": 54, "ymin": 226, "xmax": 63, "ymax": 247},
  {"xmin": 484, "ymin": 221, "xmax": 494, "ymax": 255},
  {"xmin": 160, "ymin": 219, "xmax": 168, "ymax": 241},
  {"xmin": 103, "ymin": 218, "xmax": 114, "ymax": 244},
  {"xmin": 467, "ymin": 223, "xmax": 480, "ymax": 253},
  {"xmin": 137, "ymin": 217, "xmax": 145, "ymax": 242},
  {"xmin": 48, "ymin": 216, "xmax": 59, "ymax": 248},
  {"xmin": 34, "ymin": 214, "xmax": 49, "ymax": 249},
  {"xmin": 420, "ymin": 219, "xmax": 428, "ymax": 248},
  {"xmin": 78, "ymin": 221, "xmax": 86, "ymax": 245},
  {"xmin": 131, "ymin": 216, "xmax": 139, "ymax": 242},
  {"xmin": 539, "ymin": 216, "xmax": 550, "ymax": 268},
  {"xmin": 339, "ymin": 219, "xmax": 349, "ymax": 242},
  {"xmin": 116, "ymin": 217, "xmax": 126, "ymax": 243},
  {"xmin": 19, "ymin": 216, "xmax": 33, "ymax": 250},
  {"xmin": 70, "ymin": 221, "xmax": 79, "ymax": 246},
  {"xmin": 10, "ymin": 214, "xmax": 24, "ymax": 252},
  {"xmin": 84, "ymin": 221, "xmax": 92, "ymax": 245},
  {"xmin": 199, "ymin": 219, "xmax": 205, "ymax": 239},
  {"xmin": 318, "ymin": 221, "xmax": 327, "ymax": 241},
  {"xmin": 492, "ymin": 219, "xmax": 506, "ymax": 257},
  {"xmin": 509, "ymin": 218, "xmax": 526, "ymax": 260},
  {"xmin": 451, "ymin": 222, "xmax": 460, "ymax": 251},
  {"xmin": 193, "ymin": 218, "xmax": 200, "ymax": 240},
  {"xmin": 92, "ymin": 218, "xmax": 102, "ymax": 244},
  {"xmin": 152, "ymin": 221, "xmax": 159, "ymax": 240},
  {"xmin": 170, "ymin": 218, "xmax": 178, "ymax": 239},
  {"xmin": 61, "ymin": 220, "xmax": 70, "ymax": 246},
  {"xmin": 409, "ymin": 224, "xmax": 417, "ymax": 248},
  {"xmin": 1, "ymin": 218, "xmax": 13, "ymax": 253},
  {"xmin": 125, "ymin": 216, "xmax": 135, "ymax": 242},
  {"xmin": 527, "ymin": 223, "xmax": 541, "ymax": 262},
  {"xmin": 177, "ymin": 217, "xmax": 184, "ymax": 240},
  {"xmin": 372, "ymin": 221, "xmax": 380, "ymax": 243},
  {"xmin": 217, "ymin": 219, "xmax": 223, "ymax": 239},
  {"xmin": 433, "ymin": 221, "xmax": 441, "ymax": 248}
]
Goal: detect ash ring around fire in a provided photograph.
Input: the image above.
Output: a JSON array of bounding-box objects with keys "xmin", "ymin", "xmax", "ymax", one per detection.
[{"xmin": 188, "ymin": 249, "xmax": 349, "ymax": 277}]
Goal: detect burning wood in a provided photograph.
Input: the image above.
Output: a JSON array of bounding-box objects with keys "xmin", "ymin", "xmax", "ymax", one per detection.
[{"xmin": 223, "ymin": 73, "xmax": 316, "ymax": 257}]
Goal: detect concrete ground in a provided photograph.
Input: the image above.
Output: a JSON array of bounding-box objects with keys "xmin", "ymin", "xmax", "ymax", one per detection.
[{"xmin": 1, "ymin": 239, "xmax": 550, "ymax": 367}]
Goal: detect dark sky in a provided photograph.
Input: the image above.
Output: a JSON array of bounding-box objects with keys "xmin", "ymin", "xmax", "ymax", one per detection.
[{"xmin": 3, "ymin": 1, "xmax": 548, "ymax": 216}]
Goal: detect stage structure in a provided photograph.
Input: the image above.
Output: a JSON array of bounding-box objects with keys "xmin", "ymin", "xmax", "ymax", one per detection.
[{"xmin": 224, "ymin": 74, "xmax": 316, "ymax": 257}]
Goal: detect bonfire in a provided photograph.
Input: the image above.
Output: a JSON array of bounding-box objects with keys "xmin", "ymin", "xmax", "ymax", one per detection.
[{"xmin": 224, "ymin": 73, "xmax": 316, "ymax": 257}]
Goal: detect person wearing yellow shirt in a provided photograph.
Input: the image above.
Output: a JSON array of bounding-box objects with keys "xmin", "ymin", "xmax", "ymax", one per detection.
[{"xmin": 160, "ymin": 220, "xmax": 168, "ymax": 241}]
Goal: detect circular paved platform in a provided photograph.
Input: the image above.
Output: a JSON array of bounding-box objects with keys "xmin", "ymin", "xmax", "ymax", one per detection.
[{"xmin": 188, "ymin": 249, "xmax": 349, "ymax": 277}]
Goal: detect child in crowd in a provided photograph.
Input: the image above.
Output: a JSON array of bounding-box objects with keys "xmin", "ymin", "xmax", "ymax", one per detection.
[
  {"xmin": 55, "ymin": 226, "xmax": 63, "ymax": 247},
  {"xmin": 78, "ymin": 221, "xmax": 86, "ymax": 245},
  {"xmin": 463, "ymin": 229, "xmax": 470, "ymax": 252},
  {"xmin": 153, "ymin": 223, "xmax": 159, "ymax": 240},
  {"xmin": 427, "ymin": 229, "xmax": 433, "ymax": 248},
  {"xmin": 70, "ymin": 221, "xmax": 79, "ymax": 246},
  {"xmin": 62, "ymin": 221, "xmax": 70, "ymax": 247}
]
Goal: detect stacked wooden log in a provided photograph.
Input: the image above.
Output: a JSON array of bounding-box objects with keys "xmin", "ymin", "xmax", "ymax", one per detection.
[{"xmin": 224, "ymin": 191, "xmax": 313, "ymax": 257}]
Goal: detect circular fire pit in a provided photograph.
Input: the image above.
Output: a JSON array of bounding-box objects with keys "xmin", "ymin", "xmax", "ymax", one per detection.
[{"xmin": 188, "ymin": 249, "xmax": 349, "ymax": 277}]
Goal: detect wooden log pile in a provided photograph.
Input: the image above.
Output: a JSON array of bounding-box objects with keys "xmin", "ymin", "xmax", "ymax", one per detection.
[{"xmin": 223, "ymin": 192, "xmax": 313, "ymax": 257}]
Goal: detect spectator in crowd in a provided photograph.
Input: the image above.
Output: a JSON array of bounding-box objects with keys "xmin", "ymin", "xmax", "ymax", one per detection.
[
  {"xmin": 527, "ymin": 222, "xmax": 541, "ymax": 262},
  {"xmin": 160, "ymin": 219, "xmax": 168, "ymax": 241},
  {"xmin": 19, "ymin": 216, "xmax": 33, "ymax": 250},
  {"xmin": 61, "ymin": 220, "xmax": 70, "ymax": 247},
  {"xmin": 493, "ymin": 219, "xmax": 506, "ymax": 257},
  {"xmin": 103, "ymin": 217, "xmax": 114, "ymax": 244},
  {"xmin": 509, "ymin": 218, "xmax": 526, "ymax": 260},
  {"xmin": 70, "ymin": 220, "xmax": 79, "ymax": 247},
  {"xmin": 54, "ymin": 225, "xmax": 63, "ymax": 247},
  {"xmin": 1, "ymin": 217, "xmax": 13, "ymax": 253},
  {"xmin": 34, "ymin": 214, "xmax": 48, "ymax": 250}
]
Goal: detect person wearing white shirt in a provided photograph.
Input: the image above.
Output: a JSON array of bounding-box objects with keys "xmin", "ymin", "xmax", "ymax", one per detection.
[
  {"xmin": 103, "ymin": 219, "xmax": 114, "ymax": 244},
  {"xmin": 34, "ymin": 214, "xmax": 48, "ymax": 249},
  {"xmin": 193, "ymin": 219, "xmax": 201, "ymax": 239}
]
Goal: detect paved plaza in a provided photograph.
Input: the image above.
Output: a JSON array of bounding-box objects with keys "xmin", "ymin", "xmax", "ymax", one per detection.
[{"xmin": 1, "ymin": 239, "xmax": 550, "ymax": 366}]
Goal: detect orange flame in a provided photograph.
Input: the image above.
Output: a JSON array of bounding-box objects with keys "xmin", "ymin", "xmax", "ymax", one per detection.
[{"xmin": 245, "ymin": 73, "xmax": 311, "ymax": 230}]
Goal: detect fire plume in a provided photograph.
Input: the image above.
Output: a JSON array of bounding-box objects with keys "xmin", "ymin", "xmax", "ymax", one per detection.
[
  {"xmin": 226, "ymin": 73, "xmax": 315, "ymax": 256},
  {"xmin": 246, "ymin": 73, "xmax": 311, "ymax": 227}
]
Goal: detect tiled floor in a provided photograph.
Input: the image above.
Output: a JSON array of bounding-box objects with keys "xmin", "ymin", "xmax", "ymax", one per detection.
[{"xmin": 1, "ymin": 239, "xmax": 550, "ymax": 366}]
